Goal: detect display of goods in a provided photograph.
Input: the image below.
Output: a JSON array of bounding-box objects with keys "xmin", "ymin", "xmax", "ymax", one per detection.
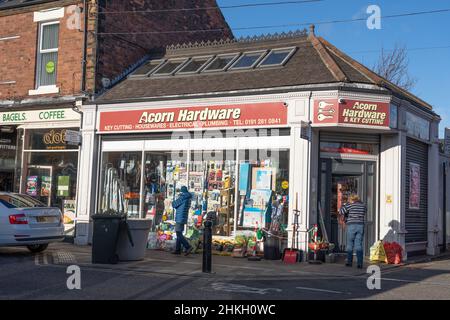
[{"xmin": 383, "ymin": 242, "xmax": 403, "ymax": 264}]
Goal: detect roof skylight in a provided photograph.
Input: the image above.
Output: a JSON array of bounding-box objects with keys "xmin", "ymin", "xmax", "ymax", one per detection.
[
  {"xmin": 130, "ymin": 60, "xmax": 164, "ymax": 77},
  {"xmin": 229, "ymin": 51, "xmax": 267, "ymax": 70},
  {"xmin": 152, "ymin": 59, "xmax": 188, "ymax": 76},
  {"xmin": 202, "ymin": 54, "xmax": 239, "ymax": 72},
  {"xmin": 258, "ymin": 47, "xmax": 296, "ymax": 67},
  {"xmin": 177, "ymin": 56, "xmax": 212, "ymax": 74}
]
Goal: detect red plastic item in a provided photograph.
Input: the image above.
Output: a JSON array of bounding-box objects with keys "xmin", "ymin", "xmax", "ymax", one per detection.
[
  {"xmin": 383, "ymin": 242, "xmax": 403, "ymax": 264},
  {"xmin": 283, "ymin": 249, "xmax": 299, "ymax": 264}
]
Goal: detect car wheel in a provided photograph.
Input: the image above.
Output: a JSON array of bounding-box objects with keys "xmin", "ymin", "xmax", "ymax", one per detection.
[{"xmin": 27, "ymin": 244, "xmax": 49, "ymax": 253}]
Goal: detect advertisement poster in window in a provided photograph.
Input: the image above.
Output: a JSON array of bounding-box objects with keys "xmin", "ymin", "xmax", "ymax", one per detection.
[
  {"xmin": 57, "ymin": 176, "xmax": 70, "ymax": 197},
  {"xmin": 26, "ymin": 176, "xmax": 38, "ymax": 196},
  {"xmin": 255, "ymin": 168, "xmax": 272, "ymax": 190},
  {"xmin": 41, "ymin": 176, "xmax": 51, "ymax": 197},
  {"xmin": 63, "ymin": 200, "xmax": 76, "ymax": 225},
  {"xmin": 409, "ymin": 162, "xmax": 421, "ymax": 209}
]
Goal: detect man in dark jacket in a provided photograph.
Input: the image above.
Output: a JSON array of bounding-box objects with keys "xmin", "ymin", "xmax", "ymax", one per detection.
[{"xmin": 172, "ymin": 186, "xmax": 193, "ymax": 255}]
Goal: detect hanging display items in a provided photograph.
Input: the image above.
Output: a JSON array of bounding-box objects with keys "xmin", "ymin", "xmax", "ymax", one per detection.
[
  {"xmin": 409, "ymin": 162, "xmax": 421, "ymax": 210},
  {"xmin": 57, "ymin": 176, "xmax": 70, "ymax": 197},
  {"xmin": 41, "ymin": 176, "xmax": 52, "ymax": 197},
  {"xmin": 26, "ymin": 176, "xmax": 38, "ymax": 196},
  {"xmin": 255, "ymin": 168, "xmax": 272, "ymax": 190}
]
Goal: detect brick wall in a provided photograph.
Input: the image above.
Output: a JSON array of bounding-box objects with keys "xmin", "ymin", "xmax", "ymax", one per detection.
[
  {"xmin": 0, "ymin": 1, "xmax": 84, "ymax": 101},
  {"xmin": 87, "ymin": 0, "xmax": 233, "ymax": 93}
]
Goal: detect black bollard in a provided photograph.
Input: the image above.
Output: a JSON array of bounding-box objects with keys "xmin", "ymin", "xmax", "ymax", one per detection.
[{"xmin": 202, "ymin": 219, "xmax": 212, "ymax": 273}]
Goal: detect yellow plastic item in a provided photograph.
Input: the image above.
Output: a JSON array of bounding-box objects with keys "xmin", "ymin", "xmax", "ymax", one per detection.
[{"xmin": 370, "ymin": 240, "xmax": 387, "ymax": 262}]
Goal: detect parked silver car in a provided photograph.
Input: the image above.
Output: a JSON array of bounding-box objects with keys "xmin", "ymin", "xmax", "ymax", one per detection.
[{"xmin": 0, "ymin": 193, "xmax": 64, "ymax": 253}]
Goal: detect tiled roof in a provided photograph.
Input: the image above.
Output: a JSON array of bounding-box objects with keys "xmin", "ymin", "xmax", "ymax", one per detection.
[
  {"xmin": 97, "ymin": 26, "xmax": 433, "ymax": 111},
  {"xmin": 0, "ymin": 0, "xmax": 55, "ymax": 10}
]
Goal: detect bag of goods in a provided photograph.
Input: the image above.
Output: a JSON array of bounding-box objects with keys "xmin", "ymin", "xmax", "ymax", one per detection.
[
  {"xmin": 147, "ymin": 232, "xmax": 158, "ymax": 250},
  {"xmin": 383, "ymin": 242, "xmax": 403, "ymax": 264},
  {"xmin": 370, "ymin": 240, "xmax": 387, "ymax": 263}
]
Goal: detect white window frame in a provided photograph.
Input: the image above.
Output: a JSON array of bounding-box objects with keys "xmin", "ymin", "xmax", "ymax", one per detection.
[
  {"xmin": 34, "ymin": 21, "xmax": 60, "ymax": 90},
  {"xmin": 202, "ymin": 53, "xmax": 240, "ymax": 73},
  {"xmin": 257, "ymin": 47, "xmax": 297, "ymax": 68},
  {"xmin": 229, "ymin": 50, "xmax": 268, "ymax": 71}
]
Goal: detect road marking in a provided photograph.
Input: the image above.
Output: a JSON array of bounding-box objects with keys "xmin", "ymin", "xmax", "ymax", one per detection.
[
  {"xmin": 208, "ymin": 282, "xmax": 282, "ymax": 295},
  {"xmin": 296, "ymin": 286, "xmax": 346, "ymax": 294}
]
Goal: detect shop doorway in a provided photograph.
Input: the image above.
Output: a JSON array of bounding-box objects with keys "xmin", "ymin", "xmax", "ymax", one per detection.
[{"xmin": 319, "ymin": 159, "xmax": 376, "ymax": 255}]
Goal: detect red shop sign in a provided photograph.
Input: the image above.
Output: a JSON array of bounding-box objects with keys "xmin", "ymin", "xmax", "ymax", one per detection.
[
  {"xmin": 99, "ymin": 102, "xmax": 287, "ymax": 133},
  {"xmin": 313, "ymin": 99, "xmax": 390, "ymax": 127}
]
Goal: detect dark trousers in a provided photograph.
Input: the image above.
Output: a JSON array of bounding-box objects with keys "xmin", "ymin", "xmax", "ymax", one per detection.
[{"xmin": 175, "ymin": 223, "xmax": 191, "ymax": 252}]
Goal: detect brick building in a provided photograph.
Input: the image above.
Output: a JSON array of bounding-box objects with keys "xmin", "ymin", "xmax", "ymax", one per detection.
[{"xmin": 0, "ymin": 0, "xmax": 232, "ymax": 232}]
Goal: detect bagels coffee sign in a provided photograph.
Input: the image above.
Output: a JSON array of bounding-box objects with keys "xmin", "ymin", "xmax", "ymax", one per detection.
[
  {"xmin": 314, "ymin": 99, "xmax": 390, "ymax": 127},
  {"xmin": 99, "ymin": 103, "xmax": 288, "ymax": 133}
]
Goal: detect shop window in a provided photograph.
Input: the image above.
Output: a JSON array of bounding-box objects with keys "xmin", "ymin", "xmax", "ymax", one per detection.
[
  {"xmin": 0, "ymin": 126, "xmax": 17, "ymax": 192},
  {"xmin": 23, "ymin": 151, "xmax": 78, "ymax": 227},
  {"xmin": 142, "ymin": 151, "xmax": 188, "ymax": 228},
  {"xmin": 320, "ymin": 142, "xmax": 378, "ymax": 155},
  {"xmin": 36, "ymin": 22, "xmax": 59, "ymax": 87},
  {"xmin": 189, "ymin": 150, "xmax": 237, "ymax": 236},
  {"xmin": 237, "ymin": 149, "xmax": 290, "ymax": 231},
  {"xmin": 24, "ymin": 128, "xmax": 80, "ymax": 151},
  {"xmin": 100, "ymin": 152, "xmax": 143, "ymax": 218}
]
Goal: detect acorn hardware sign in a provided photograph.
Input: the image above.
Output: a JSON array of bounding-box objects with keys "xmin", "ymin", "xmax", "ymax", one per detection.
[
  {"xmin": 99, "ymin": 102, "xmax": 288, "ymax": 133},
  {"xmin": 313, "ymin": 99, "xmax": 390, "ymax": 127}
]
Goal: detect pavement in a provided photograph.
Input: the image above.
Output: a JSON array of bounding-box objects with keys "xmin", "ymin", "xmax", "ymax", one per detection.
[{"xmin": 1, "ymin": 242, "xmax": 450, "ymax": 300}]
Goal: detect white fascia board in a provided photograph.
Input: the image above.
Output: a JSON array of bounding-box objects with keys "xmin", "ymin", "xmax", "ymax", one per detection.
[{"xmin": 34, "ymin": 7, "xmax": 64, "ymax": 22}]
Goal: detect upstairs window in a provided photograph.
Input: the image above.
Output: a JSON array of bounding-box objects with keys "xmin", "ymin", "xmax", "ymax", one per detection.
[
  {"xmin": 177, "ymin": 56, "xmax": 212, "ymax": 74},
  {"xmin": 152, "ymin": 59, "xmax": 188, "ymax": 76},
  {"xmin": 258, "ymin": 47, "xmax": 296, "ymax": 68},
  {"xmin": 229, "ymin": 51, "xmax": 267, "ymax": 70},
  {"xmin": 202, "ymin": 54, "xmax": 239, "ymax": 72},
  {"xmin": 36, "ymin": 22, "xmax": 59, "ymax": 87},
  {"xmin": 131, "ymin": 60, "xmax": 165, "ymax": 77}
]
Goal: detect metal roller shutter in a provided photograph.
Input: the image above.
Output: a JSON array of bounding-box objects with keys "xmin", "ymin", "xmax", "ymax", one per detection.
[
  {"xmin": 405, "ymin": 137, "xmax": 428, "ymax": 243},
  {"xmin": 320, "ymin": 132, "xmax": 380, "ymax": 144}
]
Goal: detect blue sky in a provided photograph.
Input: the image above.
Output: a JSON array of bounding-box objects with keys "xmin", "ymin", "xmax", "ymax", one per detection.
[{"xmin": 217, "ymin": 0, "xmax": 450, "ymax": 137}]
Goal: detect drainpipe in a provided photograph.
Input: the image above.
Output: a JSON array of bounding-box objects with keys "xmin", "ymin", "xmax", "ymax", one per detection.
[
  {"xmin": 81, "ymin": 0, "xmax": 88, "ymax": 93},
  {"xmin": 444, "ymin": 161, "xmax": 447, "ymax": 252}
]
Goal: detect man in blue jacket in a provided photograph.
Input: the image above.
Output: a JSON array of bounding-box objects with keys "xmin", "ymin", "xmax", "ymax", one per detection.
[{"xmin": 172, "ymin": 186, "xmax": 193, "ymax": 256}]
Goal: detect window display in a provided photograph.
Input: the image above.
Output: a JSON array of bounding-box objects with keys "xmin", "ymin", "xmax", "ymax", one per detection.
[
  {"xmin": 100, "ymin": 152, "xmax": 142, "ymax": 218},
  {"xmin": 99, "ymin": 143, "xmax": 290, "ymax": 257},
  {"xmin": 23, "ymin": 151, "xmax": 78, "ymax": 229}
]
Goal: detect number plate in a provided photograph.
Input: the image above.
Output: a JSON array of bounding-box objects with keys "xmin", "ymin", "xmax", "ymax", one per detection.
[{"xmin": 36, "ymin": 216, "xmax": 57, "ymax": 223}]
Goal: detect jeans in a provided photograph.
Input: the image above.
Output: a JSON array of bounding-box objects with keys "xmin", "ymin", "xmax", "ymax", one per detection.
[
  {"xmin": 346, "ymin": 223, "xmax": 365, "ymax": 266},
  {"xmin": 175, "ymin": 223, "xmax": 191, "ymax": 252}
]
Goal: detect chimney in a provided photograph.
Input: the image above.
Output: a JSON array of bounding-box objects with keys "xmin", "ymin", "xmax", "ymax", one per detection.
[{"xmin": 309, "ymin": 24, "xmax": 316, "ymax": 38}]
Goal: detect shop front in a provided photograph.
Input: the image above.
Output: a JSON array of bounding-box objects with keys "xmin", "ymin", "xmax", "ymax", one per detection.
[
  {"xmin": 90, "ymin": 102, "xmax": 293, "ymax": 254},
  {"xmin": 0, "ymin": 108, "xmax": 81, "ymax": 232}
]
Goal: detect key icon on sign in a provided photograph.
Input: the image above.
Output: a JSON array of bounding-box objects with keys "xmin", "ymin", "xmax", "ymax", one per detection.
[{"xmin": 317, "ymin": 113, "xmax": 334, "ymax": 121}]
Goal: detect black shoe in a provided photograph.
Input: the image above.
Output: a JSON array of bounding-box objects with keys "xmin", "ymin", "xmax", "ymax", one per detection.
[
  {"xmin": 345, "ymin": 263, "xmax": 352, "ymax": 267},
  {"xmin": 171, "ymin": 251, "xmax": 181, "ymax": 255},
  {"xmin": 184, "ymin": 247, "xmax": 194, "ymax": 256},
  {"xmin": 357, "ymin": 264, "xmax": 363, "ymax": 269}
]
